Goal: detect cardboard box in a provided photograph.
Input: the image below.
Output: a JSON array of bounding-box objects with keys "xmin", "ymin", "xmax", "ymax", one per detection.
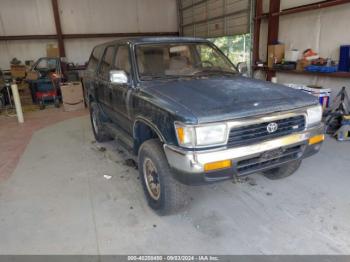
[
  {"xmin": 268, "ymin": 44, "xmax": 285, "ymax": 68},
  {"xmin": 296, "ymin": 59, "xmax": 311, "ymax": 71},
  {"xmin": 60, "ymin": 81, "xmax": 85, "ymax": 111},
  {"xmin": 47, "ymin": 44, "xmax": 59, "ymax": 58},
  {"xmin": 18, "ymin": 86, "xmax": 34, "ymax": 105},
  {"xmin": 11, "ymin": 65, "xmax": 26, "ymax": 78}
]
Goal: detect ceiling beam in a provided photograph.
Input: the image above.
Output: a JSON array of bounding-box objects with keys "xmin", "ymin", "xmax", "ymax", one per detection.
[
  {"xmin": 256, "ymin": 0, "xmax": 350, "ymax": 19},
  {"xmin": 0, "ymin": 32, "xmax": 179, "ymax": 41},
  {"xmin": 0, "ymin": 35, "xmax": 57, "ymax": 40},
  {"xmin": 62, "ymin": 32, "xmax": 179, "ymax": 39}
]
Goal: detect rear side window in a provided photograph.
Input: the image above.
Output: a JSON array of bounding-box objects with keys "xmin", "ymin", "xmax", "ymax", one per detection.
[
  {"xmin": 98, "ymin": 46, "xmax": 116, "ymax": 80},
  {"xmin": 87, "ymin": 47, "xmax": 103, "ymax": 72}
]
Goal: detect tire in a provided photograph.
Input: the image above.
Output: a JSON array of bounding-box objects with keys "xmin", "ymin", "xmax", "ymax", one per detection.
[
  {"xmin": 54, "ymin": 98, "xmax": 60, "ymax": 108},
  {"xmin": 89, "ymin": 102, "xmax": 112, "ymax": 142},
  {"xmin": 262, "ymin": 159, "xmax": 302, "ymax": 180},
  {"xmin": 0, "ymin": 96, "xmax": 4, "ymax": 110},
  {"xmin": 138, "ymin": 139, "xmax": 187, "ymax": 215},
  {"xmin": 39, "ymin": 100, "xmax": 45, "ymax": 110}
]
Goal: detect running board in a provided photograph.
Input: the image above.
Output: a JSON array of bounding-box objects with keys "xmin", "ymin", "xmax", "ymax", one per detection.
[{"xmin": 104, "ymin": 122, "xmax": 134, "ymax": 150}]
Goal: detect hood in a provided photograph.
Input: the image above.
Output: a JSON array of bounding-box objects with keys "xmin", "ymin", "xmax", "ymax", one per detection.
[{"xmin": 143, "ymin": 76, "xmax": 318, "ymax": 123}]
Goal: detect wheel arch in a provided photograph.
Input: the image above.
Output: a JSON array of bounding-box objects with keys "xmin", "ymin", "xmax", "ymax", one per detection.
[{"xmin": 133, "ymin": 117, "xmax": 166, "ymax": 154}]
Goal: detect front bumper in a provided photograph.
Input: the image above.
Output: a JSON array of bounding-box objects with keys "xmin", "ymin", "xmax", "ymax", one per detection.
[{"xmin": 164, "ymin": 124, "xmax": 324, "ymax": 185}]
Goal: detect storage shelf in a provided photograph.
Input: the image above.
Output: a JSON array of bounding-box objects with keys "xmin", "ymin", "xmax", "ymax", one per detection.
[{"xmin": 253, "ymin": 66, "xmax": 350, "ymax": 79}]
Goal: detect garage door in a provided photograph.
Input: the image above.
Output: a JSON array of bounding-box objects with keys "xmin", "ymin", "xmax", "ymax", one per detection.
[{"xmin": 179, "ymin": 0, "xmax": 251, "ymax": 38}]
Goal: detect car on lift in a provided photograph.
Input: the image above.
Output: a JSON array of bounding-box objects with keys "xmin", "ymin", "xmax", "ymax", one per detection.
[{"xmin": 83, "ymin": 37, "xmax": 324, "ymax": 215}]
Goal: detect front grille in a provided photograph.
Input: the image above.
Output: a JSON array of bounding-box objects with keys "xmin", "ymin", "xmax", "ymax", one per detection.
[
  {"xmin": 227, "ymin": 115, "xmax": 305, "ymax": 148},
  {"xmin": 236, "ymin": 144, "xmax": 303, "ymax": 175}
]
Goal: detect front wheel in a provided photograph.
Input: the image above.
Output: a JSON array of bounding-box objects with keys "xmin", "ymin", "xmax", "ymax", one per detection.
[
  {"xmin": 262, "ymin": 159, "xmax": 302, "ymax": 180},
  {"xmin": 138, "ymin": 139, "xmax": 187, "ymax": 215},
  {"xmin": 0, "ymin": 96, "xmax": 4, "ymax": 110}
]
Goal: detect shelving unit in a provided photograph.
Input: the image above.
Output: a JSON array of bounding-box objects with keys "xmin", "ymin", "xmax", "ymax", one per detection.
[
  {"xmin": 252, "ymin": 66, "xmax": 350, "ymax": 79},
  {"xmin": 252, "ymin": 0, "xmax": 350, "ymax": 81}
]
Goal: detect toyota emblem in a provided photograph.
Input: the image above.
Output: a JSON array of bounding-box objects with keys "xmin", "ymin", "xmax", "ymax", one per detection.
[{"xmin": 267, "ymin": 122, "xmax": 278, "ymax": 133}]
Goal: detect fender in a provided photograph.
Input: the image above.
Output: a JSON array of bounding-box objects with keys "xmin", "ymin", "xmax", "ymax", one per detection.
[{"xmin": 133, "ymin": 116, "xmax": 166, "ymax": 143}]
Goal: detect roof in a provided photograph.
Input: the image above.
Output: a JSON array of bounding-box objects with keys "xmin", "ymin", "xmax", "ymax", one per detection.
[{"xmin": 94, "ymin": 36, "xmax": 209, "ymax": 48}]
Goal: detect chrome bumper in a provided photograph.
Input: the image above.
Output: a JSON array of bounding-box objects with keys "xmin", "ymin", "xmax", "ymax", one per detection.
[{"xmin": 164, "ymin": 124, "xmax": 324, "ymax": 175}]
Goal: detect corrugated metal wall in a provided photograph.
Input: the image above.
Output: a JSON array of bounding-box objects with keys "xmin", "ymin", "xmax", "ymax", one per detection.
[
  {"xmin": 179, "ymin": 0, "xmax": 251, "ymax": 38},
  {"xmin": 0, "ymin": 0, "xmax": 178, "ymax": 69}
]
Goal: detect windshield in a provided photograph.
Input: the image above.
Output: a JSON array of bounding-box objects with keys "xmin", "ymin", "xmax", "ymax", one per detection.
[{"xmin": 135, "ymin": 43, "xmax": 237, "ymax": 80}]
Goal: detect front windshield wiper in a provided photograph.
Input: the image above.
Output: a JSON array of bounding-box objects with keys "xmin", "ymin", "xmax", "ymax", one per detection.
[
  {"xmin": 140, "ymin": 74, "xmax": 196, "ymax": 80},
  {"xmin": 193, "ymin": 69, "xmax": 237, "ymax": 77}
]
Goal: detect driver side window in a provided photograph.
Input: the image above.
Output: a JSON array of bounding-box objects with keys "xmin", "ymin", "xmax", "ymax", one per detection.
[
  {"xmin": 114, "ymin": 45, "xmax": 131, "ymax": 76},
  {"xmin": 98, "ymin": 45, "xmax": 116, "ymax": 81}
]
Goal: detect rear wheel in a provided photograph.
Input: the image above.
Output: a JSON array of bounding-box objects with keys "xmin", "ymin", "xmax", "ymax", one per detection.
[
  {"xmin": 262, "ymin": 159, "xmax": 302, "ymax": 180},
  {"xmin": 139, "ymin": 139, "xmax": 187, "ymax": 215},
  {"xmin": 89, "ymin": 102, "xmax": 112, "ymax": 142}
]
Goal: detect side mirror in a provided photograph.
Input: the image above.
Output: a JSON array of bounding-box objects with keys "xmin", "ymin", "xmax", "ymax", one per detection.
[
  {"xmin": 237, "ymin": 62, "xmax": 248, "ymax": 75},
  {"xmin": 109, "ymin": 70, "xmax": 128, "ymax": 84}
]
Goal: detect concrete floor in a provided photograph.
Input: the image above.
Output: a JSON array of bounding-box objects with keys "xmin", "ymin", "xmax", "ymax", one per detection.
[
  {"xmin": 0, "ymin": 108, "xmax": 87, "ymax": 180},
  {"xmin": 0, "ymin": 115, "xmax": 350, "ymax": 255}
]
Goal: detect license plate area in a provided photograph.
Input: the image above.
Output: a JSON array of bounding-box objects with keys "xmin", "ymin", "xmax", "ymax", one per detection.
[
  {"xmin": 236, "ymin": 144, "xmax": 303, "ymax": 175},
  {"xmin": 259, "ymin": 147, "xmax": 285, "ymax": 161}
]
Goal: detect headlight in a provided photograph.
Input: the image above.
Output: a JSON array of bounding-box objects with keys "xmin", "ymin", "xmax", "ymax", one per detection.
[
  {"xmin": 175, "ymin": 122, "xmax": 227, "ymax": 148},
  {"xmin": 306, "ymin": 105, "xmax": 322, "ymax": 127},
  {"xmin": 195, "ymin": 124, "xmax": 227, "ymax": 146}
]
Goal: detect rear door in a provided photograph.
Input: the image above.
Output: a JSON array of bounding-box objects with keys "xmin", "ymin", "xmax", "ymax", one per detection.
[
  {"xmin": 96, "ymin": 45, "xmax": 117, "ymax": 115},
  {"xmin": 110, "ymin": 45, "xmax": 133, "ymax": 134}
]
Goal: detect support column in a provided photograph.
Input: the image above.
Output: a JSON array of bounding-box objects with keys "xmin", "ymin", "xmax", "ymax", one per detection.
[
  {"xmin": 51, "ymin": 0, "xmax": 65, "ymax": 57},
  {"xmin": 252, "ymin": 0, "xmax": 263, "ymax": 65},
  {"xmin": 266, "ymin": 0, "xmax": 280, "ymax": 81}
]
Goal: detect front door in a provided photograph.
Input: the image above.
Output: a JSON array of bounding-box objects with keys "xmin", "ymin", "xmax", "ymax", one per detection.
[{"xmin": 110, "ymin": 45, "xmax": 133, "ymax": 135}]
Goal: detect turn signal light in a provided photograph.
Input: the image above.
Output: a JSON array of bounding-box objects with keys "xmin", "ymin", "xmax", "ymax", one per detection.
[
  {"xmin": 204, "ymin": 160, "xmax": 232, "ymax": 172},
  {"xmin": 176, "ymin": 127, "xmax": 185, "ymax": 144},
  {"xmin": 309, "ymin": 134, "xmax": 325, "ymax": 145}
]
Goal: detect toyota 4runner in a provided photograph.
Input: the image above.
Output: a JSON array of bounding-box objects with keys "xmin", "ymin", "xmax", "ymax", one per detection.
[{"xmin": 83, "ymin": 37, "xmax": 324, "ymax": 215}]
